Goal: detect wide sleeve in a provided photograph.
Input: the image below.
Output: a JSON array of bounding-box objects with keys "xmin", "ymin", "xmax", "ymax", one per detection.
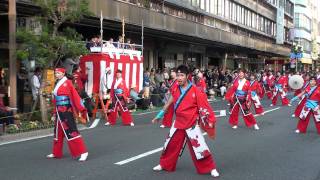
[
  {"xmin": 196, "ymin": 89, "xmax": 216, "ymax": 125},
  {"xmin": 67, "ymin": 80, "xmax": 86, "ymax": 113},
  {"xmin": 225, "ymin": 83, "xmax": 236, "ymax": 101}
]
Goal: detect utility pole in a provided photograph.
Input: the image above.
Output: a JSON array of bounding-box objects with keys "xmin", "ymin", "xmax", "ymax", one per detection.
[{"xmin": 8, "ymin": 0, "xmax": 17, "ymax": 111}]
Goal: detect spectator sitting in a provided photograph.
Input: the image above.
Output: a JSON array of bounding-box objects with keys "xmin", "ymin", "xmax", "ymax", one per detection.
[
  {"xmin": 130, "ymin": 84, "xmax": 142, "ymax": 102},
  {"xmin": 0, "ymin": 94, "xmax": 14, "ymax": 126}
]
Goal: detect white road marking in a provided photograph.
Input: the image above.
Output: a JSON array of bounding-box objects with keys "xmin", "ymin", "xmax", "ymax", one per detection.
[
  {"xmin": 115, "ymin": 147, "xmax": 163, "ymax": 166},
  {"xmin": 89, "ymin": 119, "xmax": 100, "ymax": 129},
  {"xmin": 114, "ymin": 107, "xmax": 281, "ymax": 166}
]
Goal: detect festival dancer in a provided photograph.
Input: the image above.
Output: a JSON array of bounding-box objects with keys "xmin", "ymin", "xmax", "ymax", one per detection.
[
  {"xmin": 291, "ymin": 74, "xmax": 310, "ymax": 118},
  {"xmin": 293, "ymin": 76, "xmax": 320, "ymax": 134},
  {"xmin": 266, "ymin": 71, "xmax": 275, "ymax": 100},
  {"xmin": 249, "ymin": 74, "xmax": 264, "ymax": 115},
  {"xmin": 160, "ymin": 68, "xmax": 178, "ymax": 128},
  {"xmin": 47, "ymin": 68, "xmax": 89, "ymax": 161},
  {"xmin": 225, "ymin": 69, "xmax": 259, "ymax": 130},
  {"xmin": 270, "ymin": 72, "xmax": 290, "ymax": 106},
  {"xmin": 106, "ymin": 69, "xmax": 134, "ymax": 126},
  {"xmin": 152, "ymin": 65, "xmax": 219, "ymax": 177}
]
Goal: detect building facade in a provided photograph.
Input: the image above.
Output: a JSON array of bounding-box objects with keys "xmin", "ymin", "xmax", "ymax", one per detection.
[
  {"xmin": 293, "ymin": 0, "xmax": 320, "ymax": 71},
  {"xmin": 0, "ymin": 0, "xmax": 294, "ymax": 72},
  {"xmin": 88, "ymin": 0, "xmax": 293, "ymax": 71}
]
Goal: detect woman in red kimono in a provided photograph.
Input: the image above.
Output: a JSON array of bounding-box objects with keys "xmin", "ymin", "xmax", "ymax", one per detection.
[
  {"xmin": 152, "ymin": 65, "xmax": 219, "ymax": 177},
  {"xmin": 225, "ymin": 69, "xmax": 259, "ymax": 130},
  {"xmin": 106, "ymin": 69, "xmax": 134, "ymax": 126},
  {"xmin": 266, "ymin": 71, "xmax": 275, "ymax": 100},
  {"xmin": 47, "ymin": 68, "xmax": 88, "ymax": 161},
  {"xmin": 249, "ymin": 74, "xmax": 264, "ymax": 115},
  {"xmin": 194, "ymin": 72, "xmax": 207, "ymax": 93},
  {"xmin": 293, "ymin": 76, "xmax": 320, "ymax": 134},
  {"xmin": 270, "ymin": 72, "xmax": 290, "ymax": 106},
  {"xmin": 160, "ymin": 69, "xmax": 178, "ymax": 128}
]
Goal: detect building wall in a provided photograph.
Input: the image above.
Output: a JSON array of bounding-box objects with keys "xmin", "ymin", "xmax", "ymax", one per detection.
[{"xmin": 293, "ymin": 0, "xmax": 319, "ymax": 68}]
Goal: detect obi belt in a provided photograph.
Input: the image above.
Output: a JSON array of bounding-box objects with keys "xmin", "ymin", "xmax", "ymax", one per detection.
[
  {"xmin": 251, "ymin": 91, "xmax": 257, "ymax": 97},
  {"xmin": 275, "ymin": 84, "xmax": 282, "ymax": 89},
  {"xmin": 115, "ymin": 89, "xmax": 124, "ymax": 95},
  {"xmin": 236, "ymin": 90, "xmax": 247, "ymax": 98},
  {"xmin": 306, "ymin": 99, "xmax": 318, "ymax": 109},
  {"xmin": 55, "ymin": 95, "xmax": 71, "ymax": 106}
]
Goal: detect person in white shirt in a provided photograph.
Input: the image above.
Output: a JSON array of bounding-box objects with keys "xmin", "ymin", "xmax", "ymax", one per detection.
[{"xmin": 31, "ymin": 67, "xmax": 41, "ymax": 101}]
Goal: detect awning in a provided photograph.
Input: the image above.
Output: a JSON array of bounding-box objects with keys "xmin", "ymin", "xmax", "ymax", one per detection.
[{"xmin": 300, "ymin": 58, "xmax": 312, "ymax": 64}]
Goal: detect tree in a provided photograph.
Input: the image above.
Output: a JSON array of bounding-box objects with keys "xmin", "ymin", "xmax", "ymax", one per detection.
[
  {"xmin": 33, "ymin": 0, "xmax": 91, "ymax": 37},
  {"xmin": 17, "ymin": 24, "xmax": 88, "ymax": 67},
  {"xmin": 16, "ymin": 0, "xmax": 91, "ymax": 123}
]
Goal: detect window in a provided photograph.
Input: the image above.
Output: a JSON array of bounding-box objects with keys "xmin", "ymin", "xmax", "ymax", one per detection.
[
  {"xmin": 200, "ymin": 0, "xmax": 205, "ymax": 10},
  {"xmin": 295, "ymin": 13, "xmax": 311, "ymax": 31},
  {"xmin": 295, "ymin": 38, "xmax": 311, "ymax": 53},
  {"xmin": 210, "ymin": 0, "xmax": 217, "ymax": 14},
  {"xmin": 237, "ymin": 5, "xmax": 241, "ymax": 23},
  {"xmin": 285, "ymin": 0, "xmax": 293, "ymax": 16},
  {"xmin": 232, "ymin": 2, "xmax": 237, "ymax": 21},
  {"xmin": 225, "ymin": 0, "xmax": 230, "ymax": 19},
  {"xmin": 205, "ymin": 0, "xmax": 210, "ymax": 12},
  {"xmin": 217, "ymin": 0, "xmax": 224, "ymax": 16},
  {"xmin": 260, "ymin": 16, "xmax": 264, "ymax": 32},
  {"xmin": 248, "ymin": 11, "xmax": 252, "ymax": 27},
  {"xmin": 256, "ymin": 14, "xmax": 260, "ymax": 30},
  {"xmin": 241, "ymin": 7, "xmax": 245, "ymax": 25},
  {"xmin": 192, "ymin": 0, "xmax": 200, "ymax": 7},
  {"xmin": 252, "ymin": 12, "xmax": 256, "ymax": 28}
]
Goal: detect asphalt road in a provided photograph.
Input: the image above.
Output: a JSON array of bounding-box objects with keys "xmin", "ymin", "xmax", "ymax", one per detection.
[{"xmin": 1, "ymin": 98, "xmax": 320, "ymax": 180}]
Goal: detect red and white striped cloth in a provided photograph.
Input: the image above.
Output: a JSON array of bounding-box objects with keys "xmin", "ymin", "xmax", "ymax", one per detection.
[{"xmin": 79, "ymin": 53, "xmax": 144, "ymax": 97}]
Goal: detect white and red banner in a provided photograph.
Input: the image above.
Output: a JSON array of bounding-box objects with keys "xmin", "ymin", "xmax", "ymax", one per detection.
[{"xmin": 79, "ymin": 53, "xmax": 143, "ymax": 97}]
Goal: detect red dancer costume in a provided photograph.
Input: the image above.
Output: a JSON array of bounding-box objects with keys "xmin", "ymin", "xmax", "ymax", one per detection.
[
  {"xmin": 153, "ymin": 65, "xmax": 219, "ymax": 177},
  {"xmin": 271, "ymin": 73, "xmax": 290, "ymax": 106},
  {"xmin": 260, "ymin": 73, "xmax": 268, "ymax": 99},
  {"xmin": 266, "ymin": 72, "xmax": 275, "ymax": 100},
  {"xmin": 249, "ymin": 77, "xmax": 264, "ymax": 115},
  {"xmin": 161, "ymin": 70, "xmax": 178, "ymax": 128},
  {"xmin": 107, "ymin": 70, "xmax": 134, "ymax": 126},
  {"xmin": 292, "ymin": 81, "xmax": 310, "ymax": 118},
  {"xmin": 194, "ymin": 73, "xmax": 207, "ymax": 93},
  {"xmin": 295, "ymin": 77, "xmax": 320, "ymax": 134},
  {"xmin": 226, "ymin": 71, "xmax": 259, "ymax": 130},
  {"xmin": 47, "ymin": 68, "xmax": 88, "ymax": 161}
]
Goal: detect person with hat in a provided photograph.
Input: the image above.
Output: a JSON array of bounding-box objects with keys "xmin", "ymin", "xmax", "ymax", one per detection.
[
  {"xmin": 106, "ymin": 69, "xmax": 134, "ymax": 126},
  {"xmin": 225, "ymin": 69, "xmax": 260, "ymax": 130},
  {"xmin": 291, "ymin": 76, "xmax": 320, "ymax": 134},
  {"xmin": 291, "ymin": 74, "xmax": 310, "ymax": 118},
  {"xmin": 152, "ymin": 65, "xmax": 219, "ymax": 178},
  {"xmin": 47, "ymin": 68, "xmax": 89, "ymax": 161}
]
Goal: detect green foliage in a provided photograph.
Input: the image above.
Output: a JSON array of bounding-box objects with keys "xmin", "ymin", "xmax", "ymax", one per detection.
[
  {"xmin": 32, "ymin": 0, "xmax": 92, "ymax": 37},
  {"xmin": 16, "ymin": 24, "xmax": 89, "ymax": 67},
  {"xmin": 16, "ymin": 0, "xmax": 91, "ymax": 67}
]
